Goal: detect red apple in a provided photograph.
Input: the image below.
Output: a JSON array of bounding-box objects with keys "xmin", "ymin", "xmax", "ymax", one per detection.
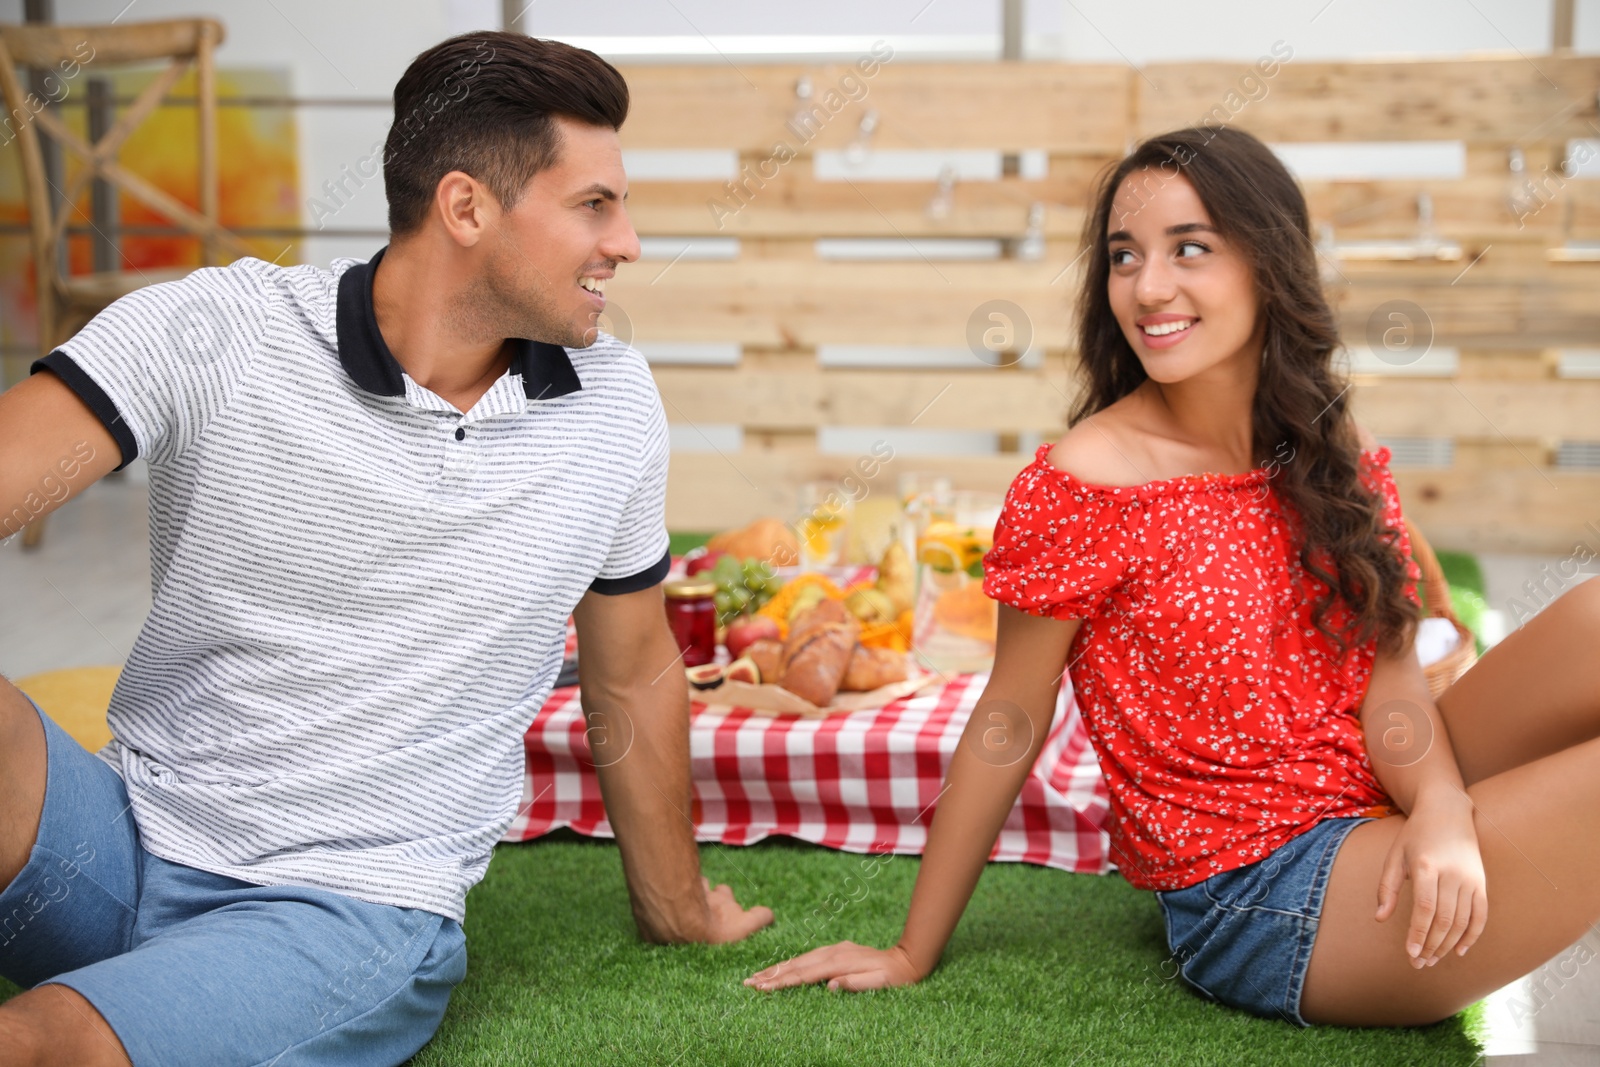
[
  {"xmin": 724, "ymin": 614, "xmax": 780, "ymax": 660},
  {"xmin": 685, "ymin": 549, "xmax": 726, "ymax": 577}
]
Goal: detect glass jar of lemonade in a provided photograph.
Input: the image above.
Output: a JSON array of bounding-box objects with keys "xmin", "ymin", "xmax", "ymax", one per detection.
[{"xmin": 911, "ymin": 490, "xmax": 1002, "ymax": 674}]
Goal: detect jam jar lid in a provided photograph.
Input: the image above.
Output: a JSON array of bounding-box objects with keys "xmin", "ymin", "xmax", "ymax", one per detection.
[{"xmin": 663, "ymin": 577, "xmax": 717, "ymax": 599}]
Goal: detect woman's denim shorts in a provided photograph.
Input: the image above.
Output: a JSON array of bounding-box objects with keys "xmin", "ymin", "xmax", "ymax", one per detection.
[{"xmin": 1154, "ymin": 815, "xmax": 1374, "ymax": 1028}]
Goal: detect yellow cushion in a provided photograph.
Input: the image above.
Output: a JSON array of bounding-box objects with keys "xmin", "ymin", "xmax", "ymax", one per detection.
[{"xmin": 15, "ymin": 666, "xmax": 120, "ymax": 753}]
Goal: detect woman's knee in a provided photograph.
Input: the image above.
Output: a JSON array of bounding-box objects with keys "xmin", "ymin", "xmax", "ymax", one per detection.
[{"xmin": 1558, "ymin": 575, "xmax": 1600, "ymax": 626}]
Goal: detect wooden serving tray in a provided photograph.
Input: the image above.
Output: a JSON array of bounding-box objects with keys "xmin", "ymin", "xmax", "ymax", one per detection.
[{"xmin": 690, "ymin": 666, "xmax": 942, "ymax": 718}]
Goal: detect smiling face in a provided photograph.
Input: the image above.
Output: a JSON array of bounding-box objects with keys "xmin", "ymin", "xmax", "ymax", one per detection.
[
  {"xmin": 477, "ymin": 115, "xmax": 641, "ymax": 349},
  {"xmin": 1104, "ymin": 168, "xmax": 1264, "ymax": 384}
]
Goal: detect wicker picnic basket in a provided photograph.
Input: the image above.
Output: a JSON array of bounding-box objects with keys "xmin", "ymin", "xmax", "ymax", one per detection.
[{"xmin": 1403, "ymin": 518, "xmax": 1479, "ymax": 697}]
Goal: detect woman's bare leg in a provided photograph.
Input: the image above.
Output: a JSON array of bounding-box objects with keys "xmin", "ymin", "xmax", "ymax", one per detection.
[
  {"xmin": 1300, "ymin": 580, "xmax": 1600, "ymax": 1025},
  {"xmin": 1435, "ymin": 578, "xmax": 1600, "ymax": 785}
]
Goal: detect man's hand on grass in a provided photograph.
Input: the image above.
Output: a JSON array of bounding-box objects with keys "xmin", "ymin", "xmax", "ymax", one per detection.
[
  {"xmin": 744, "ymin": 941, "xmax": 923, "ymax": 992},
  {"xmin": 704, "ymin": 876, "xmax": 775, "ymax": 944}
]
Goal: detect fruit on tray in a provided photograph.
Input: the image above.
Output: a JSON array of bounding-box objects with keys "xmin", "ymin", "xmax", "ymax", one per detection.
[
  {"xmin": 844, "ymin": 586, "xmax": 896, "ymax": 625},
  {"xmin": 755, "ymin": 571, "xmax": 914, "ymax": 654},
  {"xmin": 724, "ymin": 657, "xmax": 761, "ymax": 685},
  {"xmin": 786, "ymin": 584, "xmax": 829, "ymax": 623},
  {"xmin": 725, "ymin": 614, "xmax": 780, "ymax": 660},
  {"xmin": 686, "ymin": 663, "xmax": 725, "ymax": 690},
  {"xmin": 706, "ymin": 517, "xmax": 799, "ymax": 568},
  {"xmin": 708, "ymin": 553, "xmax": 782, "ymax": 627},
  {"xmin": 684, "ymin": 549, "xmax": 727, "ymax": 577},
  {"xmin": 876, "ymin": 538, "xmax": 915, "ymax": 616},
  {"xmin": 857, "ymin": 612, "xmax": 915, "ymax": 654},
  {"xmin": 757, "ymin": 572, "xmax": 843, "ymax": 628}
]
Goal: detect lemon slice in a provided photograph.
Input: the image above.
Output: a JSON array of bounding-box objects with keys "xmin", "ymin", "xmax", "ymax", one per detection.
[
  {"xmin": 960, "ymin": 533, "xmax": 993, "ymax": 571},
  {"xmin": 798, "ymin": 511, "xmax": 844, "ymax": 559},
  {"xmin": 917, "ymin": 541, "xmax": 961, "ymax": 572}
]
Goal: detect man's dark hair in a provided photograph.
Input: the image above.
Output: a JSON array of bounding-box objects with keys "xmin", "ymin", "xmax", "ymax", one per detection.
[{"xmin": 382, "ymin": 32, "xmax": 629, "ymax": 236}]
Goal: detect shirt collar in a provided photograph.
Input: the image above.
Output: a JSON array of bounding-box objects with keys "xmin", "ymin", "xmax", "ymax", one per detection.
[{"xmin": 335, "ymin": 245, "xmax": 584, "ymax": 402}]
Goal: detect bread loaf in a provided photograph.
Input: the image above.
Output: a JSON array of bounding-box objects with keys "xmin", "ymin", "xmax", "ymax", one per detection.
[{"xmin": 778, "ymin": 600, "xmax": 860, "ymax": 706}]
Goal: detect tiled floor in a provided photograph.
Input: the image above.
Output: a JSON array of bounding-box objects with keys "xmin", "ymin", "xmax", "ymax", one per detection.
[
  {"xmin": 2, "ymin": 466, "xmax": 1597, "ymax": 1062},
  {"xmin": 1, "ymin": 465, "xmax": 152, "ymax": 677}
]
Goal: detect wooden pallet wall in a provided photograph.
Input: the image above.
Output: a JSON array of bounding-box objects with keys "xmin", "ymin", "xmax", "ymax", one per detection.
[{"xmin": 609, "ymin": 55, "xmax": 1600, "ymax": 554}]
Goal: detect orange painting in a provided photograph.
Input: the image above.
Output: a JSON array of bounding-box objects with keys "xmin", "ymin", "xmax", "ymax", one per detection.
[{"xmin": 0, "ymin": 67, "xmax": 299, "ymax": 383}]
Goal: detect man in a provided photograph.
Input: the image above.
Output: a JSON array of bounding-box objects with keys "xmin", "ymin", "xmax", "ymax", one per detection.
[{"xmin": 0, "ymin": 31, "xmax": 771, "ymax": 1067}]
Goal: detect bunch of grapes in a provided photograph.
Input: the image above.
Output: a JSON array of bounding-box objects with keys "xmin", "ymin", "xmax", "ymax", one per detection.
[{"xmin": 710, "ymin": 555, "xmax": 781, "ymax": 625}]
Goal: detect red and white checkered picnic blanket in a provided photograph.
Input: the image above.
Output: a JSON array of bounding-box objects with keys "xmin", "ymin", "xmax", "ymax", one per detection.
[{"xmin": 503, "ymin": 561, "xmax": 1113, "ymax": 872}]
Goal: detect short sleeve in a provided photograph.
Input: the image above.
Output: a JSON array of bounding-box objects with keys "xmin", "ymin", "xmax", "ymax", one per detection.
[
  {"xmin": 1361, "ymin": 448, "xmax": 1423, "ymax": 609},
  {"xmin": 29, "ymin": 261, "xmax": 269, "ymax": 471},
  {"xmin": 980, "ymin": 469, "xmax": 1138, "ymax": 622},
  {"xmin": 587, "ymin": 381, "xmax": 672, "ymax": 595}
]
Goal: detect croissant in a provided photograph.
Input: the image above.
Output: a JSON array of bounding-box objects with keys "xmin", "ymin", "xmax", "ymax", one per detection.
[
  {"xmin": 745, "ymin": 638, "xmax": 786, "ymax": 684},
  {"xmin": 839, "ymin": 645, "xmax": 909, "ymax": 691}
]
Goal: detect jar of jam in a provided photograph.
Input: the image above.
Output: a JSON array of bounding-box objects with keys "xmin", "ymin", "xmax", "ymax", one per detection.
[{"xmin": 662, "ymin": 577, "xmax": 718, "ymax": 667}]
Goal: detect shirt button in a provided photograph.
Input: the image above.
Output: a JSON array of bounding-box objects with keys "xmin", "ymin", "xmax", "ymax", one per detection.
[{"xmin": 455, "ymin": 427, "xmax": 466, "ymax": 441}]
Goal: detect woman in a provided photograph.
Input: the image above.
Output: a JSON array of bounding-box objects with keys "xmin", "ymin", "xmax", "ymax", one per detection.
[{"xmin": 745, "ymin": 126, "xmax": 1600, "ymax": 1028}]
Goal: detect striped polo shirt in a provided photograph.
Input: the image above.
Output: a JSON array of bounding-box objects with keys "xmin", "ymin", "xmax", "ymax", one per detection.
[{"xmin": 30, "ymin": 247, "xmax": 672, "ymax": 923}]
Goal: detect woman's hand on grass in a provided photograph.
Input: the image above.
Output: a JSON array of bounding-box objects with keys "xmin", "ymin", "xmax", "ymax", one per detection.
[
  {"xmin": 703, "ymin": 876, "xmax": 776, "ymax": 944},
  {"xmin": 744, "ymin": 941, "xmax": 923, "ymax": 992},
  {"xmin": 1375, "ymin": 791, "xmax": 1488, "ymax": 968}
]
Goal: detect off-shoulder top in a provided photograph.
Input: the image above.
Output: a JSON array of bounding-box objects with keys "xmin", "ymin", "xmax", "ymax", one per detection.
[{"xmin": 981, "ymin": 442, "xmax": 1422, "ymax": 891}]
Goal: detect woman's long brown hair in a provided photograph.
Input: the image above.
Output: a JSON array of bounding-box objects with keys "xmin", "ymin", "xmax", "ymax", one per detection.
[{"xmin": 1068, "ymin": 126, "xmax": 1421, "ymax": 661}]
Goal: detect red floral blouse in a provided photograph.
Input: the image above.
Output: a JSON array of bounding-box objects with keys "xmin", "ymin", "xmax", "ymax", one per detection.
[{"xmin": 981, "ymin": 442, "xmax": 1422, "ymax": 892}]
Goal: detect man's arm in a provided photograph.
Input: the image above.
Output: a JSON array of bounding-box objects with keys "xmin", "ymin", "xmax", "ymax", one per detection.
[
  {"xmin": 570, "ymin": 581, "xmax": 774, "ymax": 944},
  {"xmin": 0, "ymin": 373, "xmax": 122, "ymax": 543}
]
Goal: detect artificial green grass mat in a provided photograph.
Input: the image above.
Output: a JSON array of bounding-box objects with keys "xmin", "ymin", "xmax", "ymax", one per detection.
[
  {"xmin": 0, "ymin": 820, "xmax": 1486, "ymax": 1066},
  {"xmin": 397, "ymin": 834, "xmax": 1482, "ymax": 1066},
  {"xmin": 0, "ymin": 535, "xmax": 1492, "ymax": 1060}
]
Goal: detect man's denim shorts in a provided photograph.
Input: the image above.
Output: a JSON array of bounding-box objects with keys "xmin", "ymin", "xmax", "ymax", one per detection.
[
  {"xmin": 1154, "ymin": 815, "xmax": 1374, "ymax": 1028},
  {"xmin": 0, "ymin": 691, "xmax": 468, "ymax": 1066}
]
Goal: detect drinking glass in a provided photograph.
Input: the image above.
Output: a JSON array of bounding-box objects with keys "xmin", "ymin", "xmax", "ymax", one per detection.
[
  {"xmin": 794, "ymin": 481, "xmax": 853, "ymax": 571},
  {"xmin": 896, "ymin": 471, "xmax": 953, "ymax": 560}
]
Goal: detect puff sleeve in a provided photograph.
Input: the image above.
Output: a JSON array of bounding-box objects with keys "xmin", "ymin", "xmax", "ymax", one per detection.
[
  {"xmin": 981, "ymin": 464, "xmax": 1141, "ymax": 622},
  {"xmin": 1360, "ymin": 447, "xmax": 1424, "ymax": 609}
]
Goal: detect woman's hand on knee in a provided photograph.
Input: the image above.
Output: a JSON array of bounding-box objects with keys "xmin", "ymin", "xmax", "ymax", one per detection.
[{"xmin": 1375, "ymin": 796, "xmax": 1488, "ymax": 969}]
